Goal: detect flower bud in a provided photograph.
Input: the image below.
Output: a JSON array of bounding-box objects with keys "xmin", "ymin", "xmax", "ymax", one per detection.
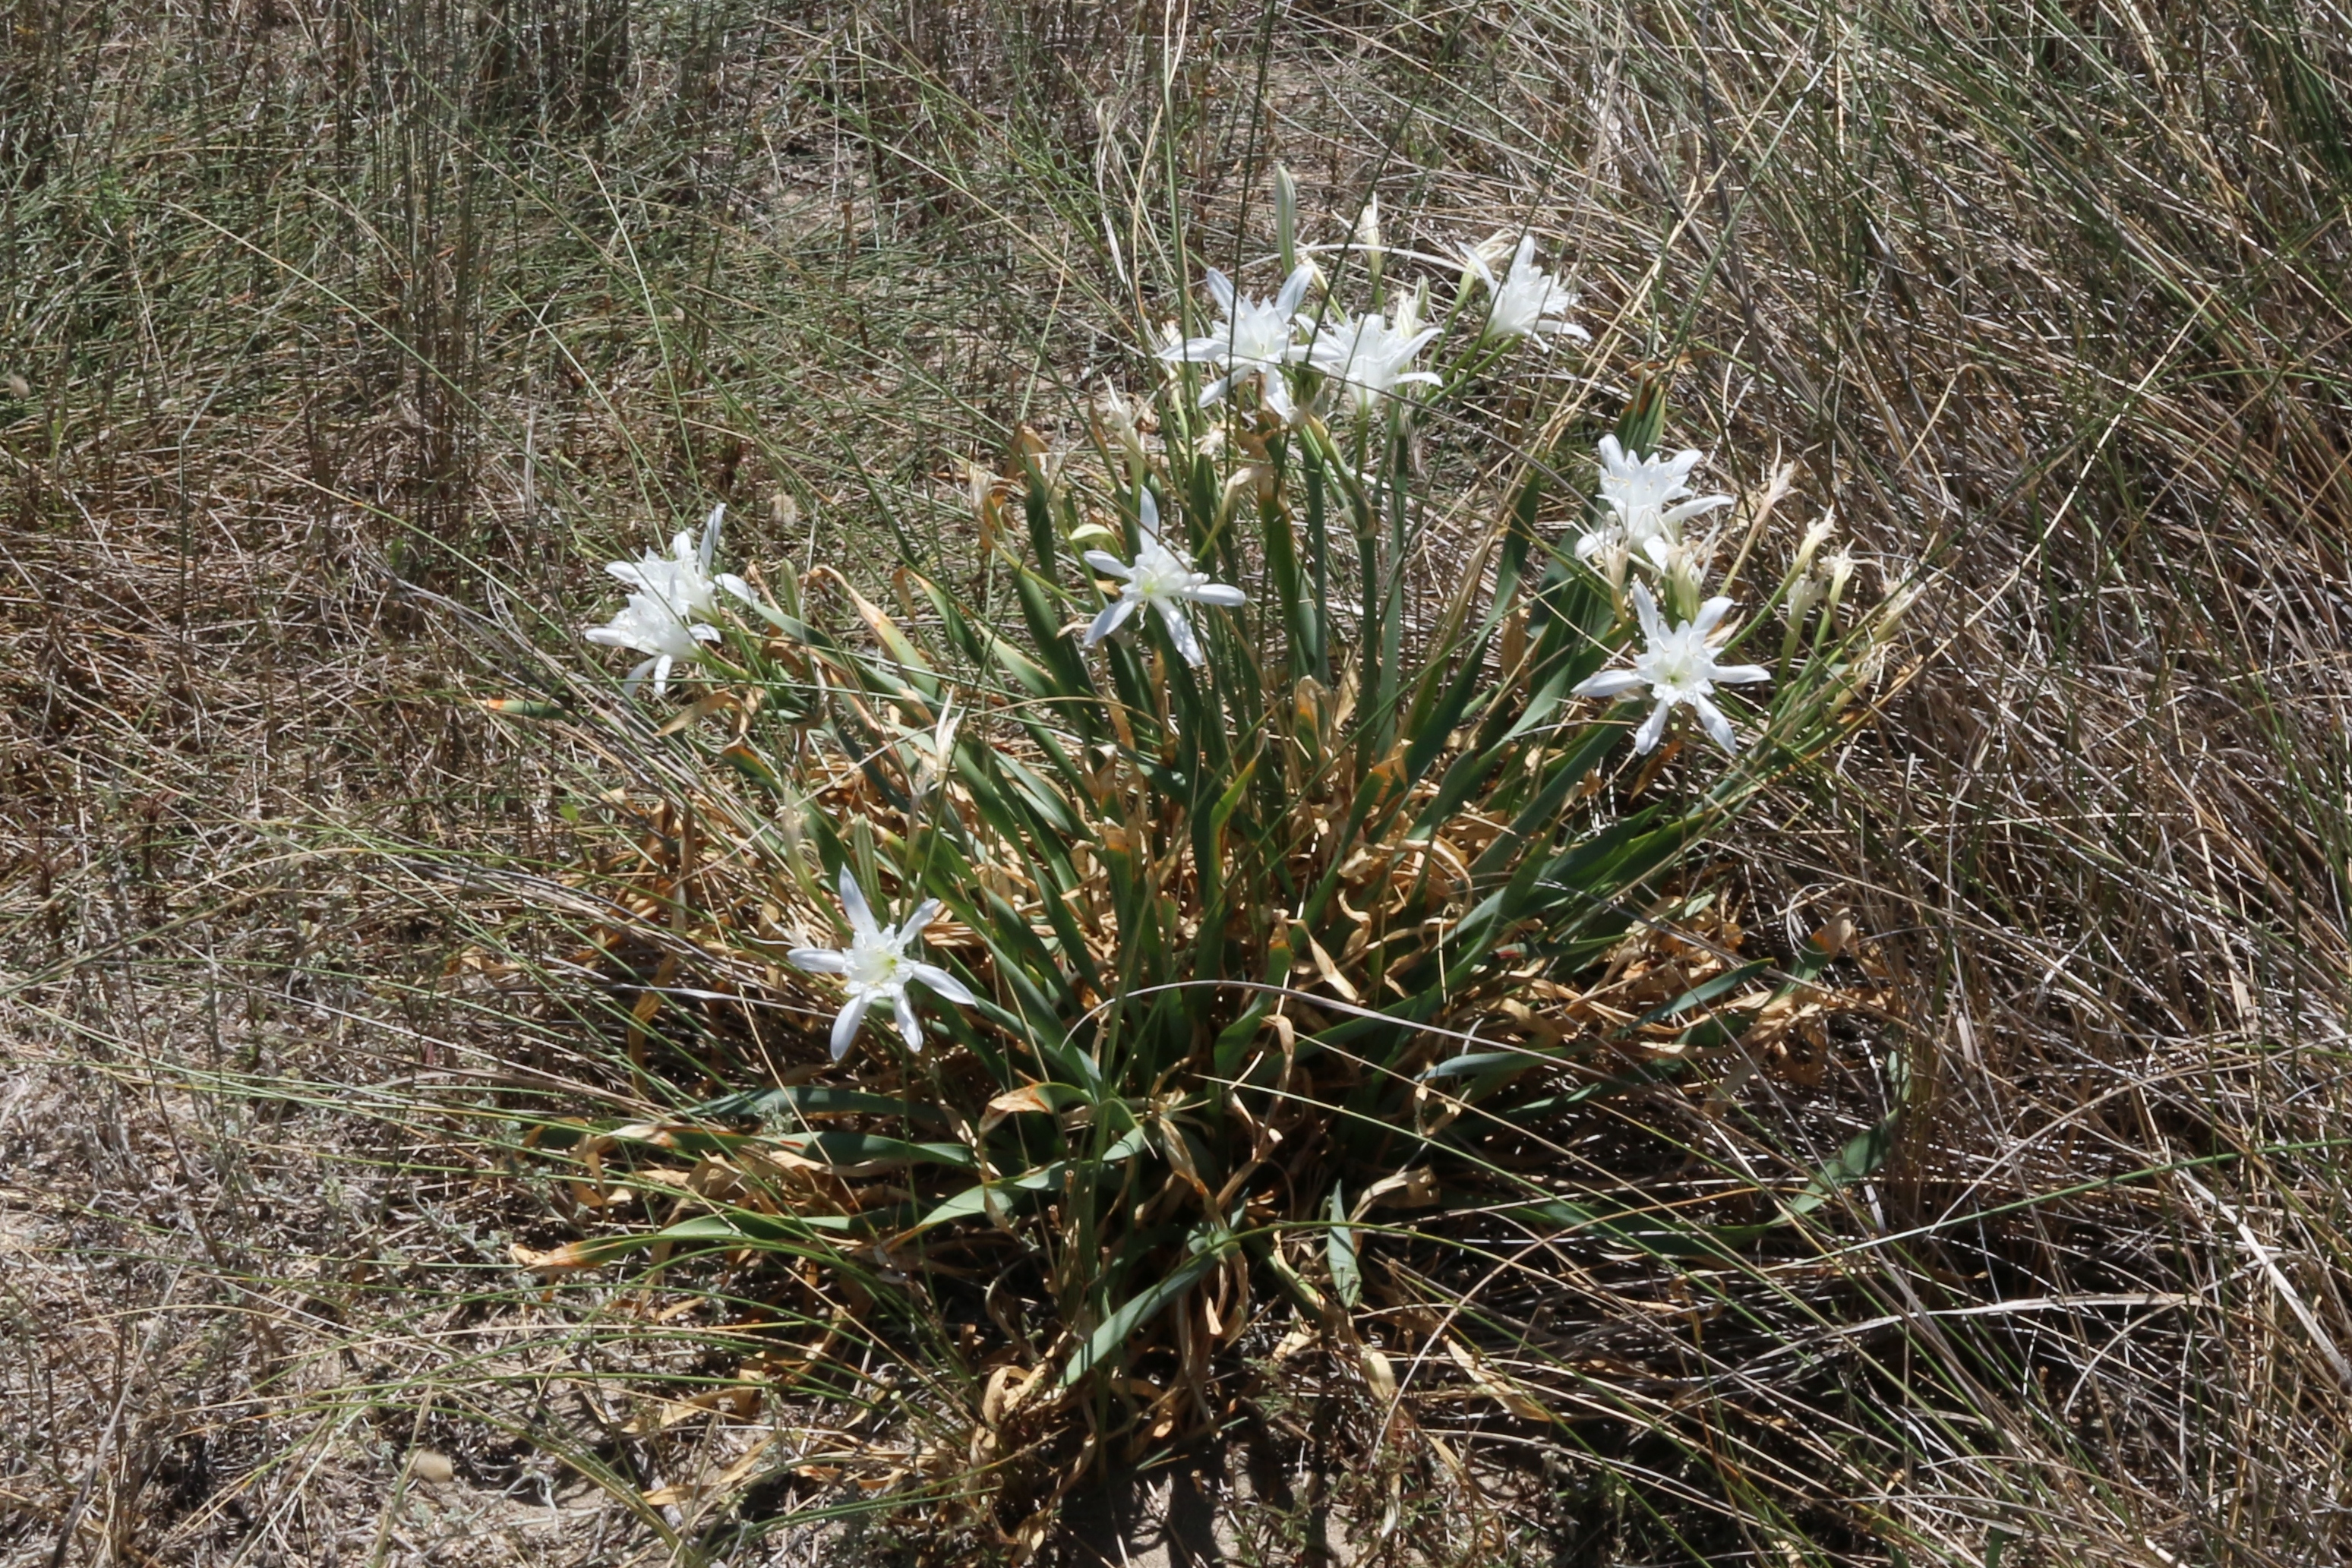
[
  {"xmin": 1820, "ymin": 549, "xmax": 1857, "ymax": 626},
  {"xmin": 1785, "ymin": 569, "xmax": 1826, "ymax": 626},
  {"xmin": 1275, "ymin": 166, "xmax": 1300, "ymax": 276},
  {"xmin": 1874, "ymin": 581, "xmax": 1921, "ymax": 641},
  {"xmin": 1353, "ymin": 193, "xmax": 1384, "ymax": 298},
  {"xmin": 1792, "ymin": 512, "xmax": 1836, "ymax": 581},
  {"xmin": 1095, "ymin": 379, "xmax": 1148, "ymax": 484}
]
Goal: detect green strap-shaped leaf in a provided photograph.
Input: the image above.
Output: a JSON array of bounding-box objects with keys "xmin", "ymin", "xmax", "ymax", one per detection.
[
  {"xmin": 1325, "ymin": 1186, "xmax": 1362, "ymax": 1308},
  {"xmin": 1061, "ymin": 1230, "xmax": 1236, "ymax": 1387}
]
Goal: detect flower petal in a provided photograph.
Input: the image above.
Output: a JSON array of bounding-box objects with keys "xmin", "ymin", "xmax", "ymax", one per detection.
[
  {"xmin": 830, "ymin": 995, "xmax": 872, "ymax": 1062},
  {"xmin": 1083, "ymin": 550, "xmax": 1135, "ymax": 579},
  {"xmin": 718, "ymin": 573, "xmax": 755, "ymax": 604},
  {"xmin": 1662, "ymin": 495, "xmax": 1732, "ymax": 527},
  {"xmin": 1711, "ymin": 662, "xmax": 1771, "ymax": 686},
  {"xmin": 1573, "ymin": 668, "xmax": 1648, "ymax": 699},
  {"xmin": 788, "ymin": 946, "xmax": 848, "ymax": 973},
  {"xmin": 623, "ymin": 657, "xmax": 658, "ymax": 697},
  {"xmin": 1690, "ymin": 693, "xmax": 1739, "ymax": 754},
  {"xmin": 894, "ymin": 991, "xmax": 923, "ymax": 1052},
  {"xmin": 1157, "ymin": 600, "xmax": 1207, "ymax": 667},
  {"xmin": 1693, "ymin": 596, "xmax": 1735, "ymax": 636},
  {"xmin": 908, "ymin": 962, "xmax": 977, "ymax": 1007},
  {"xmin": 1629, "ymin": 582, "xmax": 1667, "ymax": 645},
  {"xmin": 1084, "ymin": 595, "xmax": 1139, "ymax": 648},
  {"xmin": 1204, "ymin": 269, "xmax": 1236, "ymax": 313},
  {"xmin": 1634, "ymin": 698, "xmax": 1674, "ymax": 754},
  {"xmin": 1275, "ymin": 262, "xmax": 1313, "ymax": 317},
  {"xmin": 699, "ymin": 503, "xmax": 725, "ymax": 573},
  {"xmin": 1187, "ymin": 582, "xmax": 1246, "ymax": 608},
  {"xmin": 898, "ymin": 898, "xmax": 942, "ymax": 944},
  {"xmin": 1198, "ymin": 374, "xmax": 1233, "ymax": 408},
  {"xmin": 838, "ymin": 866, "xmax": 878, "ymax": 937},
  {"xmin": 1137, "ymin": 487, "xmax": 1160, "ymax": 543}
]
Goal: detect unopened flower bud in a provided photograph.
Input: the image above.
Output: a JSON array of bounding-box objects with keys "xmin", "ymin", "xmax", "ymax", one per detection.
[
  {"xmin": 1874, "ymin": 582, "xmax": 1921, "ymax": 640},
  {"xmin": 1275, "ymin": 166, "xmax": 1300, "ymax": 276},
  {"xmin": 1785, "ymin": 569, "xmax": 1826, "ymax": 626},
  {"xmin": 1819, "ymin": 550, "xmax": 1858, "ymax": 629},
  {"xmin": 1824, "ymin": 549, "xmax": 1856, "ymax": 598},
  {"xmin": 1096, "ymin": 379, "xmax": 1148, "ymax": 483},
  {"xmin": 1601, "ymin": 538, "xmax": 1633, "ymax": 598},
  {"xmin": 1792, "ymin": 512, "xmax": 1836, "ymax": 580}
]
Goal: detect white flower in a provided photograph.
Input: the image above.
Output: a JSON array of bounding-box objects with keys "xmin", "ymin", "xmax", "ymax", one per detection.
[
  {"xmin": 1464, "ymin": 235, "xmax": 1589, "ymax": 344},
  {"xmin": 607, "ymin": 503, "xmax": 753, "ymax": 623},
  {"xmin": 788, "ymin": 867, "xmax": 977, "ymax": 1059},
  {"xmin": 1159, "ymin": 264, "xmax": 1315, "ymax": 419},
  {"xmin": 585, "ymin": 503, "xmax": 754, "ymax": 695},
  {"xmin": 1577, "ymin": 436, "xmax": 1732, "ymax": 568},
  {"xmin": 1081, "ymin": 490, "xmax": 1246, "ymax": 667},
  {"xmin": 583, "ymin": 592, "xmax": 720, "ymax": 696},
  {"xmin": 1305, "ymin": 307, "xmax": 1441, "ymax": 417},
  {"xmin": 1573, "ymin": 582, "xmax": 1770, "ymax": 755}
]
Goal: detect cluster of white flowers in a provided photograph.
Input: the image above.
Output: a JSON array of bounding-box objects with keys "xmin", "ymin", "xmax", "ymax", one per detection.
[
  {"xmin": 1576, "ymin": 437, "xmax": 1733, "ymax": 571},
  {"xmin": 1460, "ymin": 235, "xmax": 1590, "ymax": 344},
  {"xmin": 569, "ymin": 191, "xmax": 1894, "ymax": 1055},
  {"xmin": 582, "ymin": 503, "xmax": 752, "ymax": 695},
  {"xmin": 1154, "ymin": 219, "xmax": 1590, "ymax": 430}
]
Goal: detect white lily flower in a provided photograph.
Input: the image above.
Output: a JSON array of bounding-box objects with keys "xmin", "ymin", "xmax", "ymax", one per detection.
[
  {"xmin": 607, "ymin": 503, "xmax": 754, "ymax": 622},
  {"xmin": 1080, "ymin": 490, "xmax": 1246, "ymax": 667},
  {"xmin": 583, "ymin": 593, "xmax": 721, "ymax": 696},
  {"xmin": 1305, "ymin": 307, "xmax": 1441, "ymax": 418},
  {"xmin": 586, "ymin": 503, "xmax": 756, "ymax": 695},
  {"xmin": 1464, "ymin": 235, "xmax": 1590, "ymax": 344},
  {"xmin": 1159, "ymin": 264, "xmax": 1315, "ymax": 420},
  {"xmin": 1573, "ymin": 582, "xmax": 1770, "ymax": 755},
  {"xmin": 1578, "ymin": 436, "xmax": 1733, "ymax": 568},
  {"xmin": 788, "ymin": 866, "xmax": 977, "ymax": 1059}
]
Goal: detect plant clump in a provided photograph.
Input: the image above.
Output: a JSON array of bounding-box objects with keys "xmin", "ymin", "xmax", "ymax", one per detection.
[{"xmin": 491, "ymin": 185, "xmax": 1919, "ymax": 1544}]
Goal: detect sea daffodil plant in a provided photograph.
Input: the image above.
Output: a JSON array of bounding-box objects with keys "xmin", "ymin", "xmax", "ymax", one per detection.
[{"xmin": 512, "ymin": 191, "xmax": 1921, "ymax": 1488}]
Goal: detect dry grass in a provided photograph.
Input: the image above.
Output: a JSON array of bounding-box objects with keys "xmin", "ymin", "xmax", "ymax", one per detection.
[{"xmin": 5, "ymin": 0, "xmax": 2351, "ymax": 1563}]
